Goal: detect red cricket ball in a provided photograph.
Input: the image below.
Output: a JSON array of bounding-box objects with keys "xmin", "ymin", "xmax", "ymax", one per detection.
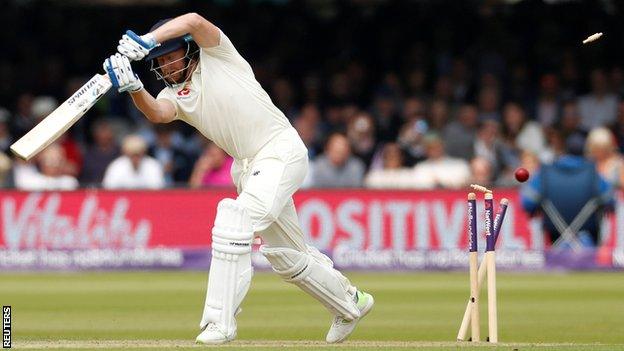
[{"xmin": 515, "ymin": 167, "xmax": 530, "ymax": 182}]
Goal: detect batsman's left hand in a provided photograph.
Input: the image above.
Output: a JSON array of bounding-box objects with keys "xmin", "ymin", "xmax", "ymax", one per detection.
[{"xmin": 117, "ymin": 30, "xmax": 158, "ymax": 61}]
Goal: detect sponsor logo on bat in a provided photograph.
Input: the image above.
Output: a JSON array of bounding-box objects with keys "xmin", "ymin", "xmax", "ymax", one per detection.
[{"xmin": 67, "ymin": 78, "xmax": 99, "ymax": 106}]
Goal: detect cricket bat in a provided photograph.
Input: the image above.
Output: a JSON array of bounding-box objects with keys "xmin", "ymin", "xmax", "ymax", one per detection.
[{"xmin": 10, "ymin": 73, "xmax": 112, "ymax": 160}]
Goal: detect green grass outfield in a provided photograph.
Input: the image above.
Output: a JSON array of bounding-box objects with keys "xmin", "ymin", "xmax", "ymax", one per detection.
[{"xmin": 1, "ymin": 271, "xmax": 623, "ymax": 350}]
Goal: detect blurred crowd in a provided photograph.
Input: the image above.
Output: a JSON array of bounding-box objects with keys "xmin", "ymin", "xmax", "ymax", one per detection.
[{"xmin": 3, "ymin": 0, "xmax": 624, "ymax": 191}]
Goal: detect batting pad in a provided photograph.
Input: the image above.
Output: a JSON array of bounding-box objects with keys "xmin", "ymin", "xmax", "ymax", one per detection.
[
  {"xmin": 260, "ymin": 245, "xmax": 360, "ymax": 321},
  {"xmin": 200, "ymin": 199, "xmax": 254, "ymax": 335}
]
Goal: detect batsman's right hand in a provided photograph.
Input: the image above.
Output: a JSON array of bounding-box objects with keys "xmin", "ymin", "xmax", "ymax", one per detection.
[{"xmin": 103, "ymin": 53, "xmax": 144, "ymax": 93}]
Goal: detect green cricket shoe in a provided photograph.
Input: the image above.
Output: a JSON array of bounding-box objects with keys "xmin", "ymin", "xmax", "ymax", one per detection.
[{"xmin": 325, "ymin": 290, "xmax": 375, "ymax": 343}]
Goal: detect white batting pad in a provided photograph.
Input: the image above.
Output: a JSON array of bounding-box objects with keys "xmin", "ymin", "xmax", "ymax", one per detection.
[
  {"xmin": 260, "ymin": 245, "xmax": 360, "ymax": 321},
  {"xmin": 200, "ymin": 199, "xmax": 254, "ymax": 336}
]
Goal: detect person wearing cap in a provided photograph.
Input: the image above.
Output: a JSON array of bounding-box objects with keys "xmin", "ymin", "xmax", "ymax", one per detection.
[
  {"xmin": 102, "ymin": 13, "xmax": 373, "ymax": 344},
  {"xmin": 412, "ymin": 133, "xmax": 471, "ymax": 189},
  {"xmin": 102, "ymin": 134, "xmax": 165, "ymax": 189}
]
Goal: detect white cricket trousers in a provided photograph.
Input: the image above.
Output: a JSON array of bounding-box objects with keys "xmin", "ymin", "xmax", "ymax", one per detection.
[{"xmin": 230, "ymin": 127, "xmax": 309, "ymax": 251}]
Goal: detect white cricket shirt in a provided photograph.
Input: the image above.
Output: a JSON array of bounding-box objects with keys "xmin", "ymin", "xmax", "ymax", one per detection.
[{"xmin": 157, "ymin": 30, "xmax": 291, "ymax": 160}]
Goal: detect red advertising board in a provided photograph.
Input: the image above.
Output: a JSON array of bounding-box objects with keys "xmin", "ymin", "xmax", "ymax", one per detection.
[{"xmin": 0, "ymin": 189, "xmax": 622, "ymax": 270}]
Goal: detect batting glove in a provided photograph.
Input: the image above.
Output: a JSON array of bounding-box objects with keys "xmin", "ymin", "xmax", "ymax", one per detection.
[
  {"xmin": 103, "ymin": 53, "xmax": 144, "ymax": 93},
  {"xmin": 117, "ymin": 30, "xmax": 159, "ymax": 61}
]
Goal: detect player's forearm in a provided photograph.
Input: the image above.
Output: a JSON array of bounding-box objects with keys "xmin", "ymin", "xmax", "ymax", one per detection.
[
  {"xmin": 150, "ymin": 13, "xmax": 198, "ymax": 42},
  {"xmin": 130, "ymin": 89, "xmax": 170, "ymax": 123},
  {"xmin": 149, "ymin": 13, "xmax": 219, "ymax": 48}
]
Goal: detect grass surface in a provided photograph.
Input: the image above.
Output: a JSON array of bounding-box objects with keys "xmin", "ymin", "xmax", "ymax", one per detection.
[{"xmin": 1, "ymin": 271, "xmax": 623, "ymax": 350}]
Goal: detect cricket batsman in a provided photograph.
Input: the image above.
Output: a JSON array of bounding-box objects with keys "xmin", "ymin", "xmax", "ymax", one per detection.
[{"xmin": 103, "ymin": 13, "xmax": 374, "ymax": 344}]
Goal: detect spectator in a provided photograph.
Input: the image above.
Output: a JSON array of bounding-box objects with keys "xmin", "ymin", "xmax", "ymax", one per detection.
[
  {"xmin": 443, "ymin": 104, "xmax": 478, "ymax": 161},
  {"xmin": 508, "ymin": 64, "xmax": 531, "ymax": 104},
  {"xmin": 311, "ymin": 133, "xmax": 365, "ymax": 188},
  {"xmin": 474, "ymin": 120, "xmax": 508, "ymax": 177},
  {"xmin": 189, "ymin": 142, "xmax": 234, "ymax": 188},
  {"xmin": 405, "ymin": 68, "xmax": 428, "ymax": 97},
  {"xmin": 541, "ymin": 127, "xmax": 567, "ymax": 164},
  {"xmin": 346, "ymin": 112, "xmax": 377, "ymax": 167},
  {"xmin": 412, "ymin": 134, "xmax": 471, "ymax": 189},
  {"xmin": 372, "ymin": 90, "xmax": 402, "ymax": 142},
  {"xmin": 302, "ymin": 74, "xmax": 322, "ymax": 104},
  {"xmin": 610, "ymin": 100, "xmax": 624, "ymax": 152},
  {"xmin": 578, "ymin": 69, "xmax": 618, "ymax": 130},
  {"xmin": 11, "ymin": 93, "xmax": 36, "ymax": 137},
  {"xmin": 469, "ymin": 156, "xmax": 494, "ymax": 188},
  {"xmin": 433, "ymin": 75, "xmax": 453, "ymax": 103},
  {"xmin": 610, "ymin": 66, "xmax": 624, "ymax": 97},
  {"xmin": 271, "ymin": 78, "xmax": 297, "ymax": 120},
  {"xmin": 321, "ymin": 104, "xmax": 347, "ymax": 135},
  {"xmin": 428, "ymin": 99, "xmax": 450, "ymax": 133},
  {"xmin": 365, "ymin": 143, "xmax": 413, "ymax": 188},
  {"xmin": 0, "ymin": 108, "xmax": 12, "ymax": 153},
  {"xmin": 150, "ymin": 124, "xmax": 192, "ymax": 186},
  {"xmin": 327, "ymin": 72, "xmax": 354, "ymax": 105},
  {"xmin": 13, "ymin": 144, "xmax": 78, "ymax": 191},
  {"xmin": 397, "ymin": 118, "xmax": 428, "ymax": 166},
  {"xmin": 501, "ymin": 102, "xmax": 546, "ymax": 158},
  {"xmin": 401, "ymin": 96, "xmax": 427, "ymax": 121},
  {"xmin": 585, "ymin": 127, "xmax": 624, "ymax": 188},
  {"xmin": 477, "ymin": 87, "xmax": 501, "ymax": 122},
  {"xmin": 0, "ymin": 152, "xmax": 11, "ymax": 188},
  {"xmin": 534, "ymin": 74, "xmax": 561, "ymax": 127},
  {"xmin": 559, "ymin": 55, "xmax": 581, "ymax": 99},
  {"xmin": 294, "ymin": 104, "xmax": 322, "ymax": 159},
  {"xmin": 559, "ymin": 100, "xmax": 586, "ymax": 141},
  {"xmin": 102, "ymin": 134, "xmax": 165, "ymax": 189},
  {"xmin": 450, "ymin": 58, "xmax": 473, "ymax": 103},
  {"xmin": 521, "ymin": 137, "xmax": 614, "ymax": 247},
  {"xmin": 80, "ymin": 119, "xmax": 120, "ymax": 185}
]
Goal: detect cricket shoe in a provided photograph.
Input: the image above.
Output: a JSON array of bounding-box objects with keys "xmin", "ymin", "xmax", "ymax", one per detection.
[
  {"xmin": 195, "ymin": 323, "xmax": 236, "ymax": 344},
  {"xmin": 326, "ymin": 290, "xmax": 374, "ymax": 343}
]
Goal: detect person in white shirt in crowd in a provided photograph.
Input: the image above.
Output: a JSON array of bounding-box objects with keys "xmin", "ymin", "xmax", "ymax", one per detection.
[
  {"xmin": 14, "ymin": 143, "xmax": 78, "ymax": 191},
  {"xmin": 364, "ymin": 143, "xmax": 413, "ymax": 188},
  {"xmin": 102, "ymin": 134, "xmax": 165, "ymax": 189},
  {"xmin": 578, "ymin": 68, "xmax": 618, "ymax": 130},
  {"xmin": 102, "ymin": 13, "xmax": 372, "ymax": 344},
  {"xmin": 412, "ymin": 133, "xmax": 471, "ymax": 189}
]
